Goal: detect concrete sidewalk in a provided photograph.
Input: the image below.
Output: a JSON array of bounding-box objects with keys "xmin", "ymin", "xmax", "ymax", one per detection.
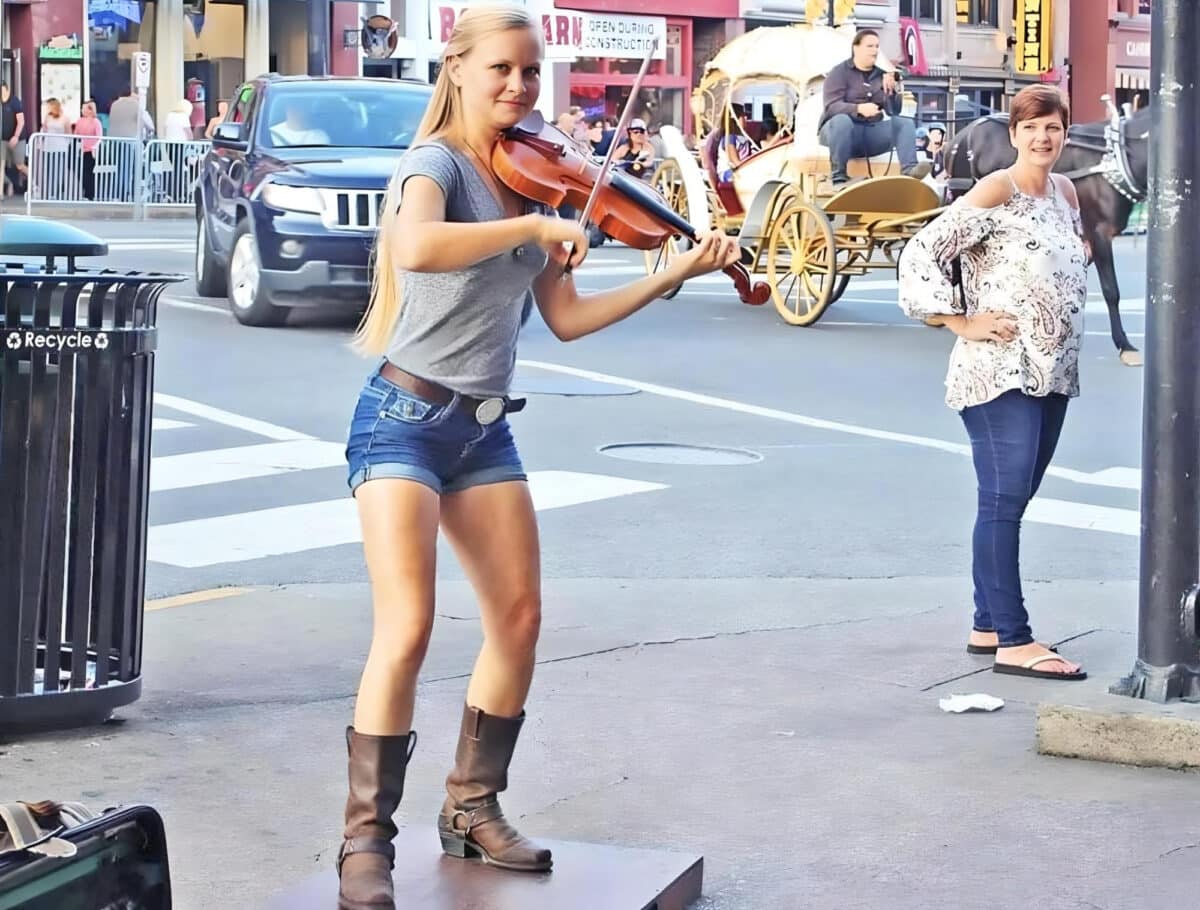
[{"xmin": 3, "ymin": 577, "xmax": 1198, "ymax": 910}]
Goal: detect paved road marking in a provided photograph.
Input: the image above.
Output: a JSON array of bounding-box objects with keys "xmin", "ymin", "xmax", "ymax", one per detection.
[
  {"xmin": 154, "ymin": 393, "xmax": 315, "ymax": 442},
  {"xmin": 145, "ymin": 586, "xmax": 253, "ymax": 611},
  {"xmin": 517, "ymin": 359, "xmax": 1141, "ymax": 497},
  {"xmin": 152, "ymin": 418, "xmax": 194, "ymax": 431},
  {"xmin": 106, "ymin": 240, "xmax": 193, "ymax": 248},
  {"xmin": 147, "ymin": 470, "xmax": 668, "ymax": 567},
  {"xmin": 1024, "ymin": 498, "xmax": 1138, "ymax": 536},
  {"xmin": 161, "ymin": 297, "xmax": 231, "ymax": 315},
  {"xmin": 150, "ymin": 439, "xmax": 346, "ymax": 492}
]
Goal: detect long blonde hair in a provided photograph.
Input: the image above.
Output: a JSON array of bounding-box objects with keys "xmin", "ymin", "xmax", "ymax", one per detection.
[{"xmin": 351, "ymin": 4, "xmax": 541, "ymax": 356}]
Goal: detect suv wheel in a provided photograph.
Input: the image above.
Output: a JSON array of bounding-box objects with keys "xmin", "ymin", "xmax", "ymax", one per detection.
[
  {"xmin": 195, "ymin": 213, "xmax": 227, "ymax": 297},
  {"xmin": 228, "ymin": 220, "xmax": 289, "ymax": 327}
]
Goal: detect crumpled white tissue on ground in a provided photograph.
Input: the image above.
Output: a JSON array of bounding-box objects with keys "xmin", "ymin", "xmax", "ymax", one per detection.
[{"xmin": 938, "ymin": 693, "xmax": 1005, "ymax": 713}]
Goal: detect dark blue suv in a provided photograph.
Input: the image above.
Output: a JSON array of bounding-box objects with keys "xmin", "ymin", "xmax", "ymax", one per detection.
[{"xmin": 194, "ymin": 75, "xmax": 432, "ymax": 326}]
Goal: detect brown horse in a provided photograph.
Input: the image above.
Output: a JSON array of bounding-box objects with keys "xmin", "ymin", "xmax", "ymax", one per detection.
[{"xmin": 944, "ymin": 104, "xmax": 1150, "ymax": 366}]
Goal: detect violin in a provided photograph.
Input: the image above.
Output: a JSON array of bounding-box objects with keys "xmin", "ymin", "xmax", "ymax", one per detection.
[{"xmin": 490, "ymin": 114, "xmax": 771, "ymax": 308}]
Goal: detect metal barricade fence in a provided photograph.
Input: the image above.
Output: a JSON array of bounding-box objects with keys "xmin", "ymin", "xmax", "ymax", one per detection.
[
  {"xmin": 24, "ymin": 133, "xmax": 211, "ymax": 213},
  {"xmin": 142, "ymin": 139, "xmax": 210, "ymax": 207}
]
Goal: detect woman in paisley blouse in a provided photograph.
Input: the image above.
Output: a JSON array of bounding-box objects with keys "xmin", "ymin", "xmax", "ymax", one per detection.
[{"xmin": 898, "ymin": 85, "xmax": 1090, "ymax": 681}]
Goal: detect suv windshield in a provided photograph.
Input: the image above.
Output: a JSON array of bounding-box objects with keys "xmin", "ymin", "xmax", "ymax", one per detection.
[{"xmin": 260, "ymin": 84, "xmax": 428, "ymax": 150}]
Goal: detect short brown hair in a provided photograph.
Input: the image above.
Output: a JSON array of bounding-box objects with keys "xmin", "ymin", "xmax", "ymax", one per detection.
[
  {"xmin": 1008, "ymin": 84, "xmax": 1070, "ymax": 131},
  {"xmin": 853, "ymin": 28, "xmax": 879, "ymax": 47}
]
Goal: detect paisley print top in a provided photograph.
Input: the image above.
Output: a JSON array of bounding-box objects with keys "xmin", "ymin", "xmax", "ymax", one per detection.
[{"xmin": 897, "ymin": 174, "xmax": 1088, "ymax": 410}]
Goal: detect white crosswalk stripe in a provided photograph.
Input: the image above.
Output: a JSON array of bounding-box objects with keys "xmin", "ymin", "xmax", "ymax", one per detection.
[
  {"xmin": 148, "ymin": 470, "xmax": 667, "ymax": 568},
  {"xmin": 147, "ymin": 395, "xmax": 668, "ymax": 569}
]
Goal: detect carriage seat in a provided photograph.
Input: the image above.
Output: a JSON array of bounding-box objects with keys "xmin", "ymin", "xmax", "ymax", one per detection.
[
  {"xmin": 701, "ymin": 129, "xmax": 745, "ymax": 218},
  {"xmin": 789, "ymin": 150, "xmax": 902, "ymax": 183}
]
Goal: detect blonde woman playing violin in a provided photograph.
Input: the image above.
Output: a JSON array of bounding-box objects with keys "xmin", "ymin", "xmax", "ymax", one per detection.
[{"xmin": 336, "ymin": 5, "xmax": 740, "ymax": 907}]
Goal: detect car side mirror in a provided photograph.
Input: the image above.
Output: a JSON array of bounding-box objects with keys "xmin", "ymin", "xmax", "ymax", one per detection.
[{"xmin": 212, "ymin": 121, "xmax": 248, "ymax": 150}]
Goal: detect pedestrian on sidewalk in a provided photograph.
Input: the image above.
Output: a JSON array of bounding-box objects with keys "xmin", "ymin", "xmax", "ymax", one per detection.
[
  {"xmin": 897, "ymin": 84, "xmax": 1090, "ymax": 683},
  {"xmin": 336, "ymin": 6, "xmax": 741, "ymax": 908},
  {"xmin": 72, "ymin": 101, "xmax": 103, "ymax": 201}
]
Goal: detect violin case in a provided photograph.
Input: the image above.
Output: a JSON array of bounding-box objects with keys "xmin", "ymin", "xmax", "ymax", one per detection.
[{"xmin": 0, "ymin": 800, "xmax": 172, "ymax": 910}]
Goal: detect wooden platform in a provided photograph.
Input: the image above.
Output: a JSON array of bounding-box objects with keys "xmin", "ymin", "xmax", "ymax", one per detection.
[{"xmin": 264, "ymin": 829, "xmax": 704, "ymax": 910}]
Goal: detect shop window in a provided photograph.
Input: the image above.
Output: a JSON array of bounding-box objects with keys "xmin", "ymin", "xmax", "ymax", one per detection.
[
  {"xmin": 569, "ymin": 85, "xmax": 684, "ymax": 134},
  {"xmin": 665, "ymin": 25, "xmax": 683, "ymax": 77},
  {"xmin": 87, "ymin": 0, "xmax": 156, "ymax": 121},
  {"xmin": 951, "ymin": 87, "xmax": 1000, "ymax": 125},
  {"xmin": 957, "ymin": 0, "xmax": 998, "ymax": 26},
  {"xmin": 899, "ymin": 0, "xmax": 941, "ymax": 21},
  {"xmin": 610, "ymin": 57, "xmax": 665, "ymax": 77}
]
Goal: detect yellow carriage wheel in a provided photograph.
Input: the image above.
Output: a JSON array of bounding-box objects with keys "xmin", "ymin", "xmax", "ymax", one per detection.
[
  {"xmin": 766, "ymin": 201, "xmax": 839, "ymax": 326},
  {"xmin": 642, "ymin": 159, "xmax": 692, "ymax": 301}
]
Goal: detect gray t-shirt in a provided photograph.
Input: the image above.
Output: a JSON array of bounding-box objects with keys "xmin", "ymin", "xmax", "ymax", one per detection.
[{"xmin": 385, "ymin": 140, "xmax": 549, "ymax": 398}]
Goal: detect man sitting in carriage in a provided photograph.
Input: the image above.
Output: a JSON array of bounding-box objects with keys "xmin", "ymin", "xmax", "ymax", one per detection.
[{"xmin": 818, "ymin": 28, "xmax": 928, "ymax": 186}]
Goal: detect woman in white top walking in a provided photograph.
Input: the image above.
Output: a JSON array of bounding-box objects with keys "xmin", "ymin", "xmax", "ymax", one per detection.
[
  {"xmin": 898, "ymin": 84, "xmax": 1089, "ymax": 681},
  {"xmin": 40, "ymin": 98, "xmax": 72, "ymax": 199}
]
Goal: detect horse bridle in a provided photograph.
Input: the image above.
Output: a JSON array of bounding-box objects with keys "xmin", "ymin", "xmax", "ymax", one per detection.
[{"xmin": 1059, "ymin": 111, "xmax": 1147, "ymax": 203}]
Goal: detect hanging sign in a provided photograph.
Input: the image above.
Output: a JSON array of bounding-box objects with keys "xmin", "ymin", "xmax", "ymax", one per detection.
[
  {"xmin": 1015, "ymin": 0, "xmax": 1053, "ymax": 75},
  {"xmin": 429, "ymin": 3, "xmax": 663, "ymax": 60}
]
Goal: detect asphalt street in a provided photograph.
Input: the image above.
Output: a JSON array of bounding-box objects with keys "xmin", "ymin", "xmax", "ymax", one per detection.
[{"xmin": 58, "ymin": 217, "xmax": 1151, "ymax": 601}]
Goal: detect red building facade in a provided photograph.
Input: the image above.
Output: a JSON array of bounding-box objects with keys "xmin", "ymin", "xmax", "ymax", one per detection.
[{"xmin": 1068, "ymin": 0, "xmax": 1150, "ymax": 123}]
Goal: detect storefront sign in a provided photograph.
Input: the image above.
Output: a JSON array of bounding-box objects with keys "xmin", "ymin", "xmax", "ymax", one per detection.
[
  {"xmin": 578, "ymin": 13, "xmax": 665, "ymax": 60},
  {"xmin": 39, "ymin": 45, "xmax": 84, "ymax": 60},
  {"xmin": 430, "ymin": 3, "xmax": 664, "ymax": 61},
  {"xmin": 1015, "ymin": 0, "xmax": 1053, "ymax": 75},
  {"xmin": 1116, "ymin": 27, "xmax": 1150, "ymax": 67}
]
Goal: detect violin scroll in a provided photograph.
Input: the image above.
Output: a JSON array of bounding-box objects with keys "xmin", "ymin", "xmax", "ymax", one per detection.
[{"xmin": 728, "ymin": 265, "xmax": 771, "ymax": 306}]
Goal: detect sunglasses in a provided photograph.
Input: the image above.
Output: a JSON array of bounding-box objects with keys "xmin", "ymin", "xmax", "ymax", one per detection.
[{"xmin": 629, "ymin": 127, "xmax": 646, "ymax": 134}]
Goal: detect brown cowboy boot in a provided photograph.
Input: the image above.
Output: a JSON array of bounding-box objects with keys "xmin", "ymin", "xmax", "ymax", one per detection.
[
  {"xmin": 437, "ymin": 704, "xmax": 552, "ymax": 872},
  {"xmin": 337, "ymin": 726, "xmax": 417, "ymax": 909}
]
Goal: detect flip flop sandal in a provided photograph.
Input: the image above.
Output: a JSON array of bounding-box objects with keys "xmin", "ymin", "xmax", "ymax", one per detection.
[
  {"xmin": 967, "ymin": 643, "xmax": 1058, "ymax": 655},
  {"xmin": 993, "ymin": 654, "xmax": 1086, "ymax": 680}
]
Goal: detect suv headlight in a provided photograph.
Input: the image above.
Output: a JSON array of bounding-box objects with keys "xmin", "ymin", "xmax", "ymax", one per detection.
[{"xmin": 261, "ymin": 183, "xmax": 324, "ymax": 214}]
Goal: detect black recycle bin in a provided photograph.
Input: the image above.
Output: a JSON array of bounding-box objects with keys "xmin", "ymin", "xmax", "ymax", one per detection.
[{"xmin": 0, "ymin": 216, "xmax": 184, "ymax": 733}]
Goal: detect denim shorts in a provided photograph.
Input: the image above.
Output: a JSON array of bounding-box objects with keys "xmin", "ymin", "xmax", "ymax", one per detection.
[{"xmin": 345, "ymin": 363, "xmax": 527, "ymax": 496}]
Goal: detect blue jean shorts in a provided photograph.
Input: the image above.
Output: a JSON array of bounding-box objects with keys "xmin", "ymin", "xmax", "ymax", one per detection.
[{"xmin": 345, "ymin": 363, "xmax": 527, "ymax": 496}]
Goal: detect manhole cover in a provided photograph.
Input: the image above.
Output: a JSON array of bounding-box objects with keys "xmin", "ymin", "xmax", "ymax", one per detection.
[{"xmin": 597, "ymin": 443, "xmax": 762, "ymax": 465}]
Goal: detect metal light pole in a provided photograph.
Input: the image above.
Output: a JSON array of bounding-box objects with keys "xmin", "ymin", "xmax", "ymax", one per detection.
[{"xmin": 1110, "ymin": 0, "xmax": 1200, "ymax": 703}]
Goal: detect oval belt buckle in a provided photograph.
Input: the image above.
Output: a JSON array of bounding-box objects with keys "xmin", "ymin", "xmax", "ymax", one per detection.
[{"xmin": 474, "ymin": 398, "xmax": 505, "ymax": 426}]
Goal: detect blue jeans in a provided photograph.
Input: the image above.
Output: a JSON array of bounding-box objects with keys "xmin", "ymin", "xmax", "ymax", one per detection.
[
  {"xmin": 960, "ymin": 390, "xmax": 1069, "ymax": 647},
  {"xmin": 818, "ymin": 113, "xmax": 918, "ymax": 181},
  {"xmin": 345, "ymin": 362, "xmax": 527, "ymax": 496}
]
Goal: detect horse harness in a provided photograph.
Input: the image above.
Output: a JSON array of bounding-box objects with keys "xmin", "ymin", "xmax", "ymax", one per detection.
[{"xmin": 964, "ymin": 113, "xmax": 1146, "ymax": 203}]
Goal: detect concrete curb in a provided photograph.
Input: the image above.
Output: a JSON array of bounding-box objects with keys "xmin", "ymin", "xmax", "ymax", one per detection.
[
  {"xmin": 1036, "ymin": 701, "xmax": 1200, "ymax": 770},
  {"xmin": 3, "ymin": 203, "xmax": 191, "ymax": 220}
]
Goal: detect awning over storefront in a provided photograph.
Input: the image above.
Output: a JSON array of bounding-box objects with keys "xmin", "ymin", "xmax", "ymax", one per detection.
[{"xmin": 1116, "ymin": 66, "xmax": 1149, "ymax": 91}]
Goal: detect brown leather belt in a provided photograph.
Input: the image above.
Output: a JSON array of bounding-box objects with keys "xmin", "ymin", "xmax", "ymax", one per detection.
[{"xmin": 380, "ymin": 361, "xmax": 524, "ymax": 425}]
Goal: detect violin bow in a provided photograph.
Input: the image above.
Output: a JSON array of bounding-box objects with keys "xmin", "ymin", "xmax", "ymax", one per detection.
[{"xmin": 567, "ymin": 36, "xmax": 662, "ymax": 262}]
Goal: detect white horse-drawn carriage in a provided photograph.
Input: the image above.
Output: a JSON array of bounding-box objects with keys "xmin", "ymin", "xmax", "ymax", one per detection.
[{"xmin": 645, "ymin": 22, "xmax": 944, "ymax": 325}]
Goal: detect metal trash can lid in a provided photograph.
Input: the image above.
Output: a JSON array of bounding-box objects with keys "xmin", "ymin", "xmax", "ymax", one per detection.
[{"xmin": 0, "ymin": 215, "xmax": 108, "ymax": 257}]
